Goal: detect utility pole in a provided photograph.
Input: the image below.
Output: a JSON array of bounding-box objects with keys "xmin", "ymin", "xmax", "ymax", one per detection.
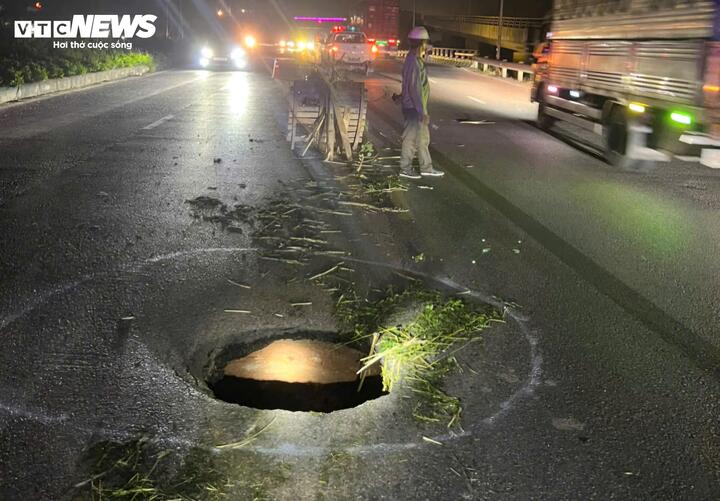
[
  {"xmin": 496, "ymin": 0, "xmax": 504, "ymax": 60},
  {"xmin": 412, "ymin": 0, "xmax": 416, "ymax": 26}
]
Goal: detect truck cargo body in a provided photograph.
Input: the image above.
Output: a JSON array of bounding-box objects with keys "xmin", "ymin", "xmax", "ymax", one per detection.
[
  {"xmin": 350, "ymin": 0, "xmax": 400, "ymax": 51},
  {"xmin": 532, "ymin": 0, "xmax": 720, "ymax": 168}
]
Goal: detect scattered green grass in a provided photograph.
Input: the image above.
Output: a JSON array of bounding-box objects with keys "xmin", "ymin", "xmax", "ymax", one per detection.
[
  {"xmin": 336, "ymin": 287, "xmax": 503, "ymax": 427},
  {"xmin": 73, "ymin": 436, "xmax": 290, "ymax": 501}
]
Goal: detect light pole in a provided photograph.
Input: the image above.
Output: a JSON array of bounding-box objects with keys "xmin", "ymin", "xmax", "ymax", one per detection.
[
  {"xmin": 496, "ymin": 0, "xmax": 504, "ymax": 60},
  {"xmin": 412, "ymin": 0, "xmax": 416, "ymax": 26}
]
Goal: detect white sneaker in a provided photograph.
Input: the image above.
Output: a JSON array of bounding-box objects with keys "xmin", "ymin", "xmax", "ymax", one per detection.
[
  {"xmin": 399, "ymin": 169, "xmax": 422, "ymax": 179},
  {"xmin": 420, "ymin": 168, "xmax": 445, "ymax": 177}
]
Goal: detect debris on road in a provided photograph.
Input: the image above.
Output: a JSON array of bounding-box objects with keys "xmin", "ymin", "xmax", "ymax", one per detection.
[
  {"xmin": 227, "ymin": 279, "xmax": 251, "ymax": 289},
  {"xmin": 422, "ymin": 436, "xmax": 443, "ymax": 446},
  {"xmin": 456, "ymin": 119, "xmax": 495, "ymax": 125}
]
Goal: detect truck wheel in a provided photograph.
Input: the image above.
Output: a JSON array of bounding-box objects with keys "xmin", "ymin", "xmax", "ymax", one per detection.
[
  {"xmin": 537, "ymin": 101, "xmax": 555, "ymax": 130},
  {"xmin": 603, "ymin": 106, "xmax": 641, "ymax": 169}
]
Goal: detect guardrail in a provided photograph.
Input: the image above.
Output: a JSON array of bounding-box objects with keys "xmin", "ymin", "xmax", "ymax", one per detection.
[
  {"xmin": 425, "ymin": 15, "xmax": 545, "ymax": 29},
  {"xmin": 395, "ymin": 48, "xmax": 534, "ymax": 82}
]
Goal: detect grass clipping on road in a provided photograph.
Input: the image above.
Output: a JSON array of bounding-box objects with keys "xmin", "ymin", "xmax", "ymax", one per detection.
[{"xmin": 338, "ymin": 288, "xmax": 503, "ymax": 428}]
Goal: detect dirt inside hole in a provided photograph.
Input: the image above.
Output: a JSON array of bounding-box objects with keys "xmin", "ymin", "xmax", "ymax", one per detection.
[{"xmin": 209, "ymin": 339, "xmax": 386, "ymax": 412}]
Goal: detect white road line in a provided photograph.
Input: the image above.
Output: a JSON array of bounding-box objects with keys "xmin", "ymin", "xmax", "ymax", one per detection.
[
  {"xmin": 142, "ymin": 114, "xmax": 174, "ymax": 130},
  {"xmin": 467, "ymin": 96, "xmax": 486, "ymax": 105}
]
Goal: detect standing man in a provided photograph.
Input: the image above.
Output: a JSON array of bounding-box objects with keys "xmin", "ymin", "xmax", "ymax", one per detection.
[{"xmin": 399, "ymin": 26, "xmax": 444, "ymax": 179}]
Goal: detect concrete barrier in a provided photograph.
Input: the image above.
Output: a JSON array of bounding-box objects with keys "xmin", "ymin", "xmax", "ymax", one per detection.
[
  {"xmin": 0, "ymin": 65, "xmax": 151, "ymax": 105},
  {"xmin": 395, "ymin": 48, "xmax": 534, "ymax": 82}
]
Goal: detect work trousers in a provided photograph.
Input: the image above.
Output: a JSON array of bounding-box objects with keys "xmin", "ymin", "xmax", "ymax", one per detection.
[{"xmin": 400, "ymin": 112, "xmax": 433, "ymax": 171}]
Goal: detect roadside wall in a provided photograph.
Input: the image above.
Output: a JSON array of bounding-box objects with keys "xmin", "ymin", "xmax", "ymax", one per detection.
[{"xmin": 0, "ymin": 65, "xmax": 151, "ymax": 105}]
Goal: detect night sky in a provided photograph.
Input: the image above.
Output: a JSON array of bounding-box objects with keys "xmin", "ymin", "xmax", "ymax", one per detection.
[{"xmin": 1, "ymin": 0, "xmax": 551, "ymax": 19}]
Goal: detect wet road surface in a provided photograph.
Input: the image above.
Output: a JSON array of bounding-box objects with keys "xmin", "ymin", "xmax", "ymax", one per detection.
[{"xmin": 0, "ymin": 61, "xmax": 719, "ymax": 499}]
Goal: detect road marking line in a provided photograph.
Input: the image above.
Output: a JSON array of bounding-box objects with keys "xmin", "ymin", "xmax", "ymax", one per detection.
[
  {"xmin": 142, "ymin": 114, "xmax": 174, "ymax": 130},
  {"xmin": 467, "ymin": 96, "xmax": 486, "ymax": 105}
]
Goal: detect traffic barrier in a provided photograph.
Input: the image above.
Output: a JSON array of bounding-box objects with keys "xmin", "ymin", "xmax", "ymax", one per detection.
[
  {"xmin": 395, "ymin": 48, "xmax": 534, "ymax": 82},
  {"xmin": 0, "ymin": 65, "xmax": 151, "ymax": 106}
]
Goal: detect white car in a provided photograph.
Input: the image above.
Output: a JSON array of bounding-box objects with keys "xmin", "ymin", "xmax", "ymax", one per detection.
[{"xmin": 323, "ymin": 31, "xmax": 377, "ymax": 74}]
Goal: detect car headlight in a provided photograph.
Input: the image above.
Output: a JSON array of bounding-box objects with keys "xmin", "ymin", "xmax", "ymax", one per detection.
[
  {"xmin": 297, "ymin": 41, "xmax": 306, "ymax": 50},
  {"xmin": 201, "ymin": 46, "xmax": 213, "ymax": 58},
  {"xmin": 231, "ymin": 47, "xmax": 246, "ymax": 60},
  {"xmin": 307, "ymin": 41, "xmax": 315, "ymax": 50}
]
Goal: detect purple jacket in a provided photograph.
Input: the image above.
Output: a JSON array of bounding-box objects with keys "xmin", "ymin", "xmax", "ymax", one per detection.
[{"xmin": 401, "ymin": 49, "xmax": 429, "ymax": 119}]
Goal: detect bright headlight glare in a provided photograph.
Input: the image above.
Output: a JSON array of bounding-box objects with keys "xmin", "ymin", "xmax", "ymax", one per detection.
[
  {"xmin": 201, "ymin": 47, "xmax": 213, "ymax": 58},
  {"xmin": 244, "ymin": 35, "xmax": 256, "ymax": 48},
  {"xmin": 307, "ymin": 41, "xmax": 315, "ymax": 50},
  {"xmin": 297, "ymin": 41, "xmax": 306, "ymax": 50},
  {"xmin": 231, "ymin": 47, "xmax": 245, "ymax": 60}
]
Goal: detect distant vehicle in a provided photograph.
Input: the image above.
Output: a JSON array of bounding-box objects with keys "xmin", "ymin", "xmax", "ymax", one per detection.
[
  {"xmin": 349, "ymin": 0, "xmax": 400, "ymax": 54},
  {"xmin": 195, "ymin": 37, "xmax": 252, "ymax": 70},
  {"xmin": 532, "ymin": 0, "xmax": 720, "ymax": 169},
  {"xmin": 322, "ymin": 30, "xmax": 377, "ymax": 74}
]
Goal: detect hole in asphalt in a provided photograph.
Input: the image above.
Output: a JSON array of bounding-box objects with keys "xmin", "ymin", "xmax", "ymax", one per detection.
[{"xmin": 208, "ymin": 339, "xmax": 386, "ymax": 412}]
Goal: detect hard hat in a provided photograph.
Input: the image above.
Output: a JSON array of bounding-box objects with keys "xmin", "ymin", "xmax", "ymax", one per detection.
[{"xmin": 408, "ymin": 26, "xmax": 429, "ymax": 40}]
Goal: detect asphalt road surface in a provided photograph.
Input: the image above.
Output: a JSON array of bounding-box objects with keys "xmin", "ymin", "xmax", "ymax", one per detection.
[{"xmin": 0, "ymin": 59, "xmax": 719, "ymax": 500}]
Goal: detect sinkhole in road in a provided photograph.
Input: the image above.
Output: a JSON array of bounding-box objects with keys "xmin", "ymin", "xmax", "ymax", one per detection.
[{"xmin": 208, "ymin": 338, "xmax": 386, "ymax": 412}]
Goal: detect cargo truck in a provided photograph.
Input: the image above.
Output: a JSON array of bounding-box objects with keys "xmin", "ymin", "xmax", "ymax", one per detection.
[
  {"xmin": 349, "ymin": 0, "xmax": 400, "ymax": 53},
  {"xmin": 531, "ymin": 0, "xmax": 720, "ymax": 168}
]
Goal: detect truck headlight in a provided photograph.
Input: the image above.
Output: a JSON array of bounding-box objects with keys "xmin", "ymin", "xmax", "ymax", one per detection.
[
  {"xmin": 201, "ymin": 47, "xmax": 213, "ymax": 58},
  {"xmin": 231, "ymin": 47, "xmax": 246, "ymax": 60}
]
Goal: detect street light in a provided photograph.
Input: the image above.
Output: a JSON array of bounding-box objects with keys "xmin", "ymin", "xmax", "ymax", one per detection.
[
  {"xmin": 496, "ymin": 0, "xmax": 504, "ymax": 60},
  {"xmin": 217, "ymin": 9, "xmax": 224, "ymax": 17}
]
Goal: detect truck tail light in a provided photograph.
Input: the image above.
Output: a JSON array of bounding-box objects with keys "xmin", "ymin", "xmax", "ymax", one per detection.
[
  {"xmin": 628, "ymin": 102, "xmax": 646, "ymax": 113},
  {"xmin": 670, "ymin": 111, "xmax": 692, "ymax": 125}
]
